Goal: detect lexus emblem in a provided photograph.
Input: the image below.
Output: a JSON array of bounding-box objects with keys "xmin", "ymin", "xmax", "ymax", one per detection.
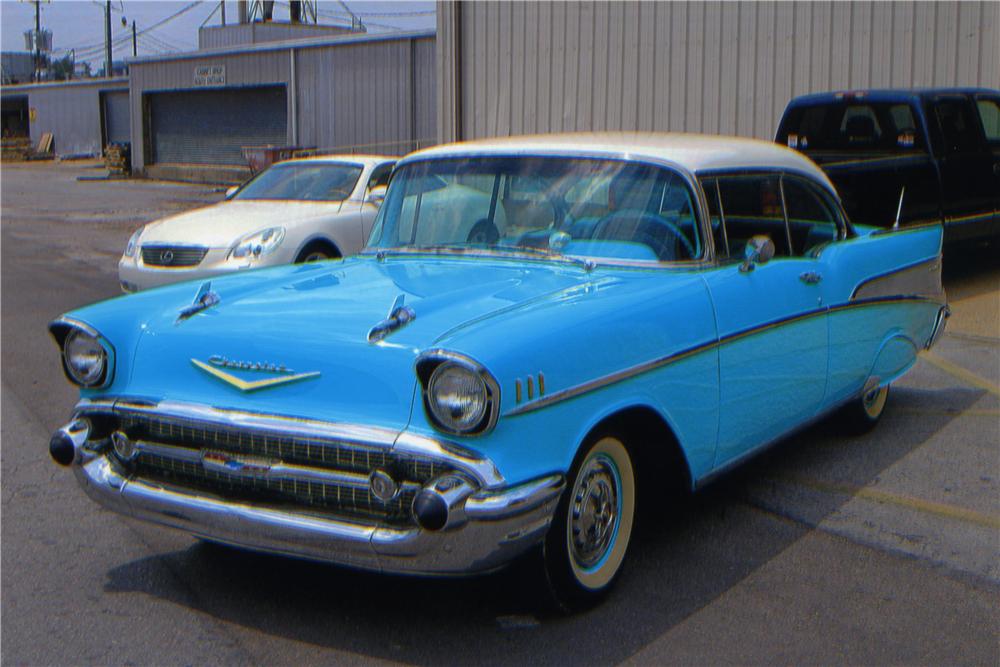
[{"xmin": 160, "ymin": 250, "xmax": 174, "ymax": 264}]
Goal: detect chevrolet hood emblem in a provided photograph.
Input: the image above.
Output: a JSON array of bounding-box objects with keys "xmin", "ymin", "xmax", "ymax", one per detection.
[{"xmin": 191, "ymin": 358, "xmax": 320, "ymax": 392}]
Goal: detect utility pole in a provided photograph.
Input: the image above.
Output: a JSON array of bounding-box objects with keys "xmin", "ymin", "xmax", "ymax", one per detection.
[
  {"xmin": 132, "ymin": 21, "xmax": 137, "ymax": 57},
  {"xmin": 33, "ymin": 0, "xmax": 40, "ymax": 82},
  {"xmin": 104, "ymin": 0, "xmax": 112, "ymax": 78},
  {"xmin": 220, "ymin": 0, "xmax": 226, "ymax": 26}
]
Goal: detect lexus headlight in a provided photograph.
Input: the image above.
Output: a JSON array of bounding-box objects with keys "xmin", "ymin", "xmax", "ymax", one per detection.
[
  {"xmin": 62, "ymin": 328, "xmax": 108, "ymax": 387},
  {"xmin": 123, "ymin": 228, "xmax": 142, "ymax": 258},
  {"xmin": 229, "ymin": 227, "xmax": 285, "ymax": 260},
  {"xmin": 420, "ymin": 355, "xmax": 499, "ymax": 435}
]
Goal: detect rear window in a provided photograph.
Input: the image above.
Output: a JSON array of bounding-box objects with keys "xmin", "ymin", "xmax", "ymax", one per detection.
[{"xmin": 778, "ymin": 101, "xmax": 924, "ymax": 152}]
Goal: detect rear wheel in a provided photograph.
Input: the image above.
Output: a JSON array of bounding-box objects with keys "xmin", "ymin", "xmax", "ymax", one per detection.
[
  {"xmin": 542, "ymin": 433, "xmax": 636, "ymax": 610},
  {"xmin": 839, "ymin": 384, "xmax": 890, "ymax": 434}
]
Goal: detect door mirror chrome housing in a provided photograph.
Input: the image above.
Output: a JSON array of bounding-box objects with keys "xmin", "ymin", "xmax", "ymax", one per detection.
[
  {"xmin": 224, "ymin": 186, "xmax": 239, "ymax": 200},
  {"xmin": 740, "ymin": 235, "xmax": 775, "ymax": 272}
]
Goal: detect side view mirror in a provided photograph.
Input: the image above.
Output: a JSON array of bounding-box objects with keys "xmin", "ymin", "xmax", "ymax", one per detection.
[
  {"xmin": 224, "ymin": 186, "xmax": 239, "ymax": 200},
  {"xmin": 740, "ymin": 235, "xmax": 775, "ymax": 272},
  {"xmin": 365, "ymin": 185, "xmax": 387, "ymax": 208}
]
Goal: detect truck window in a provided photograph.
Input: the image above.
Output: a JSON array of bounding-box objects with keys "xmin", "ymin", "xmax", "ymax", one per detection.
[
  {"xmin": 976, "ymin": 99, "xmax": 1000, "ymax": 144},
  {"xmin": 932, "ymin": 100, "xmax": 982, "ymax": 154},
  {"xmin": 779, "ymin": 102, "xmax": 925, "ymax": 151}
]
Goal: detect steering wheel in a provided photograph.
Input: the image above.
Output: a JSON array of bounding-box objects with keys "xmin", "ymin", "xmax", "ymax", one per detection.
[
  {"xmin": 593, "ymin": 210, "xmax": 696, "ymax": 260},
  {"xmin": 466, "ymin": 218, "xmax": 500, "ymax": 245}
]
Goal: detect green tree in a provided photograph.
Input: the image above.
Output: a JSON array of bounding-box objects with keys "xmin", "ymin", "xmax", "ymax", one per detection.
[{"xmin": 50, "ymin": 54, "xmax": 74, "ymax": 81}]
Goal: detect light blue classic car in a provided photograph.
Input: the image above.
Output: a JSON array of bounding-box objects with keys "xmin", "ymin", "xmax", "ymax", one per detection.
[{"xmin": 49, "ymin": 134, "xmax": 948, "ymax": 608}]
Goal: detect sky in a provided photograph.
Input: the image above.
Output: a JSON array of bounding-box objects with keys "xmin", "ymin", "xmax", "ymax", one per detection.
[{"xmin": 0, "ymin": 0, "xmax": 435, "ymax": 69}]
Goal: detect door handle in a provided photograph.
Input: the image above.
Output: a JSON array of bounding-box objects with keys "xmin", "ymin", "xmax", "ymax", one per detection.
[{"xmin": 799, "ymin": 271, "xmax": 822, "ymax": 284}]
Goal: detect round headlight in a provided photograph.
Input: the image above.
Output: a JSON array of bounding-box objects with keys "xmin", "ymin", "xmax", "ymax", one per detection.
[
  {"xmin": 63, "ymin": 328, "xmax": 107, "ymax": 387},
  {"xmin": 427, "ymin": 362, "xmax": 488, "ymax": 433}
]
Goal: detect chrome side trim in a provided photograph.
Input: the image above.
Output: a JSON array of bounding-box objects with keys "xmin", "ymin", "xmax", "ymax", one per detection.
[
  {"xmin": 851, "ymin": 257, "xmax": 945, "ymax": 302},
  {"xmin": 506, "ymin": 337, "xmax": 717, "ymax": 417},
  {"xmin": 71, "ymin": 397, "xmax": 505, "ymax": 488},
  {"xmin": 507, "ymin": 295, "xmax": 942, "ymax": 417}
]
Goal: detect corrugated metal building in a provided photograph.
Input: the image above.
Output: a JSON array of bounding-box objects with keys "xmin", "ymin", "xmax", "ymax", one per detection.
[
  {"xmin": 129, "ymin": 30, "xmax": 436, "ymax": 179},
  {"xmin": 0, "ymin": 78, "xmax": 129, "ymax": 156},
  {"xmin": 198, "ymin": 22, "xmax": 358, "ymax": 50},
  {"xmin": 436, "ymin": 1, "xmax": 1000, "ymax": 142}
]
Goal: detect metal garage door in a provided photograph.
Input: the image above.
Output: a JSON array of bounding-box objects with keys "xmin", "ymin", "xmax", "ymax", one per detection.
[
  {"xmin": 102, "ymin": 91, "xmax": 130, "ymax": 144},
  {"xmin": 149, "ymin": 86, "xmax": 287, "ymax": 166}
]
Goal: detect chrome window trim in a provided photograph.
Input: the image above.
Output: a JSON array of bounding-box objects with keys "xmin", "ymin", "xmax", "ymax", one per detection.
[{"xmin": 696, "ymin": 167, "xmax": 854, "ymax": 241}]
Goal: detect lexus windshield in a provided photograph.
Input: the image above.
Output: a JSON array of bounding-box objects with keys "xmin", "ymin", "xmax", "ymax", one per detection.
[
  {"xmin": 369, "ymin": 156, "xmax": 702, "ymax": 263},
  {"xmin": 234, "ymin": 162, "xmax": 364, "ymax": 202}
]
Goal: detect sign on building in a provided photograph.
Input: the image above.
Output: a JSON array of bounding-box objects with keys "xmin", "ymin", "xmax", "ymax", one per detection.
[{"xmin": 194, "ymin": 65, "xmax": 226, "ymax": 87}]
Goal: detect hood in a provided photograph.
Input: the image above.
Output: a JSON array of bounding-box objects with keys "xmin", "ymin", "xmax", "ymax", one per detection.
[
  {"xmin": 139, "ymin": 200, "xmax": 352, "ymax": 247},
  {"xmin": 118, "ymin": 255, "xmax": 596, "ymax": 428}
]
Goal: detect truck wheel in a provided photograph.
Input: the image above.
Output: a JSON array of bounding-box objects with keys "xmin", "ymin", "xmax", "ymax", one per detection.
[{"xmin": 542, "ymin": 433, "xmax": 636, "ymax": 610}]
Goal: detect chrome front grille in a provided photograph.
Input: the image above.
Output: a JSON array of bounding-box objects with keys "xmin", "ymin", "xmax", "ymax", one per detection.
[
  {"xmin": 109, "ymin": 410, "xmax": 452, "ymax": 525},
  {"xmin": 141, "ymin": 245, "xmax": 209, "ymax": 267}
]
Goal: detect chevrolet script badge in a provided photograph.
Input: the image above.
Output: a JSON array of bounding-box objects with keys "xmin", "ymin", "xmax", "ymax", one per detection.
[{"xmin": 191, "ymin": 357, "xmax": 320, "ymax": 392}]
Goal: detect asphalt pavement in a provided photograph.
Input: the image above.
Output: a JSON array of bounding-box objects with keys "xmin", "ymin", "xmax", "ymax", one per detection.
[{"xmin": 2, "ymin": 160, "xmax": 997, "ymax": 665}]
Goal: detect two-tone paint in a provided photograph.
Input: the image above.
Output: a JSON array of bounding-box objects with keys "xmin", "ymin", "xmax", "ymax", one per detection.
[{"xmin": 49, "ymin": 133, "xmax": 947, "ymax": 576}]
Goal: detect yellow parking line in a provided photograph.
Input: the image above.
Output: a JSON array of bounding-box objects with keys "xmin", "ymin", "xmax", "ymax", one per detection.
[
  {"xmin": 769, "ymin": 474, "xmax": 1000, "ymax": 531},
  {"xmin": 893, "ymin": 407, "xmax": 1000, "ymax": 417},
  {"xmin": 920, "ymin": 351, "xmax": 1000, "ymax": 397}
]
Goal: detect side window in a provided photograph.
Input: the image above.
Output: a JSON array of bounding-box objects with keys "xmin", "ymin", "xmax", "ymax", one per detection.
[
  {"xmin": 781, "ymin": 177, "xmax": 840, "ymax": 256},
  {"xmin": 701, "ymin": 178, "xmax": 730, "ymax": 259},
  {"xmin": 715, "ymin": 175, "xmax": 790, "ymax": 257},
  {"xmin": 932, "ymin": 99, "xmax": 982, "ymax": 154},
  {"xmin": 367, "ymin": 162, "xmax": 394, "ymax": 190},
  {"xmin": 976, "ymin": 99, "xmax": 1000, "ymax": 144}
]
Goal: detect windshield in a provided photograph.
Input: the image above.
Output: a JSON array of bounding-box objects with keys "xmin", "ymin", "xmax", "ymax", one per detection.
[
  {"xmin": 234, "ymin": 162, "xmax": 364, "ymax": 202},
  {"xmin": 369, "ymin": 156, "xmax": 702, "ymax": 263}
]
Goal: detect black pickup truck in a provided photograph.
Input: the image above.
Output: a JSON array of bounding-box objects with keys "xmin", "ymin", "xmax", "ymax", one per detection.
[{"xmin": 776, "ymin": 88, "xmax": 999, "ymax": 243}]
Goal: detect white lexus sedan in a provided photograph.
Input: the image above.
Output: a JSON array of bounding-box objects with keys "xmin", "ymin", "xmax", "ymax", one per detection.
[{"xmin": 118, "ymin": 155, "xmax": 395, "ymax": 292}]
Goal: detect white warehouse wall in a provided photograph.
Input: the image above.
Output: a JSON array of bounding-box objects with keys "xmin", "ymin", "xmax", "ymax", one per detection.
[{"xmin": 437, "ymin": 0, "xmax": 1000, "ymax": 142}]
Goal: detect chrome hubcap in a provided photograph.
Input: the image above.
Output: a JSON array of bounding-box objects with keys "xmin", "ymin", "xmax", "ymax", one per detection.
[
  {"xmin": 863, "ymin": 386, "xmax": 887, "ymax": 418},
  {"xmin": 570, "ymin": 454, "xmax": 619, "ymax": 569}
]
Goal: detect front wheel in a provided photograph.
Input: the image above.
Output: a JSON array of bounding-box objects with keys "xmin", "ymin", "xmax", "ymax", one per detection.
[{"xmin": 542, "ymin": 434, "xmax": 636, "ymax": 610}]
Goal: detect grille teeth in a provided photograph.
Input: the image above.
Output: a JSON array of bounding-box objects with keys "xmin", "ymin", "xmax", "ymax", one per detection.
[
  {"xmin": 140, "ymin": 245, "xmax": 209, "ymax": 267},
  {"xmin": 114, "ymin": 412, "xmax": 452, "ymax": 526}
]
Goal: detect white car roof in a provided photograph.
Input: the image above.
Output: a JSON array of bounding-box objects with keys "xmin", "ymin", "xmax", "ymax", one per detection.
[
  {"xmin": 275, "ymin": 154, "xmax": 396, "ymax": 168},
  {"xmin": 402, "ymin": 132, "xmax": 836, "ymax": 193}
]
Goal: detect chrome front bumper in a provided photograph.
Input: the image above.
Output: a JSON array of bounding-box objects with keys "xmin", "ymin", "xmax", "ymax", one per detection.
[{"xmin": 61, "ymin": 425, "xmax": 563, "ymax": 576}]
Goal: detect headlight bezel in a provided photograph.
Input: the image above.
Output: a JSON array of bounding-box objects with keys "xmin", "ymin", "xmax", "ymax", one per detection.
[
  {"xmin": 123, "ymin": 228, "xmax": 142, "ymax": 258},
  {"xmin": 228, "ymin": 226, "xmax": 286, "ymax": 260},
  {"xmin": 416, "ymin": 350, "xmax": 500, "ymax": 437},
  {"xmin": 49, "ymin": 319, "xmax": 115, "ymax": 389}
]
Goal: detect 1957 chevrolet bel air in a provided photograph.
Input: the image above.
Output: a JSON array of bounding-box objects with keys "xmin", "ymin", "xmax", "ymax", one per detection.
[{"xmin": 48, "ymin": 133, "xmax": 948, "ymax": 608}]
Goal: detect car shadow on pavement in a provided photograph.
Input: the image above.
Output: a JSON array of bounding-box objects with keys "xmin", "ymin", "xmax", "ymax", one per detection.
[{"xmin": 102, "ymin": 385, "xmax": 983, "ymax": 666}]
